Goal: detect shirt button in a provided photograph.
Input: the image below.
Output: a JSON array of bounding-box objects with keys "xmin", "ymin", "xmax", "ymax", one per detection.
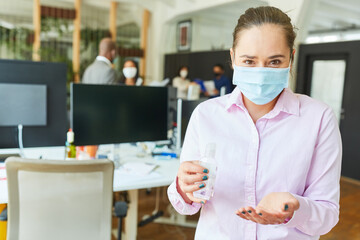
[
  {"xmin": 248, "ymin": 166, "xmax": 253, "ymax": 170},
  {"xmin": 248, "ymin": 196, "xmax": 253, "ymax": 201}
]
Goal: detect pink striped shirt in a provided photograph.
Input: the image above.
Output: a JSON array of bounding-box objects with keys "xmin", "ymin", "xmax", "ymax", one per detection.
[{"xmin": 168, "ymin": 87, "xmax": 342, "ymax": 240}]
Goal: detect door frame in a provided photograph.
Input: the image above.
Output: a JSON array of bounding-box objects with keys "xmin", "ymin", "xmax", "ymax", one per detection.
[{"xmin": 296, "ymin": 40, "xmax": 360, "ymax": 180}]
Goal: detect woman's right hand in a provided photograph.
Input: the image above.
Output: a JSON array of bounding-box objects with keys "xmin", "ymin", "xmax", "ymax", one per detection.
[{"xmin": 176, "ymin": 161, "xmax": 209, "ymax": 204}]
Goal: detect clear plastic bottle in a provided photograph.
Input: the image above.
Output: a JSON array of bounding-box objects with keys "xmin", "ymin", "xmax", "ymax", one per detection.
[{"xmin": 193, "ymin": 143, "xmax": 217, "ymax": 200}]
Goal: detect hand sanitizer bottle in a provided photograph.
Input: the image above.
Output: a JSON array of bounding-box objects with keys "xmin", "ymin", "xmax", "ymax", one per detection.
[
  {"xmin": 65, "ymin": 129, "xmax": 76, "ymax": 160},
  {"xmin": 193, "ymin": 143, "xmax": 217, "ymax": 200}
]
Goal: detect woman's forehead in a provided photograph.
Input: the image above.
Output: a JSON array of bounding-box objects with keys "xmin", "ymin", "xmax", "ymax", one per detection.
[
  {"xmin": 234, "ymin": 24, "xmax": 290, "ymax": 57},
  {"xmin": 124, "ymin": 61, "xmax": 136, "ymax": 67}
]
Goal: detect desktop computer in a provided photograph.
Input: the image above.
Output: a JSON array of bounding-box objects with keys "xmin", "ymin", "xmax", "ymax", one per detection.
[
  {"xmin": 71, "ymin": 84, "xmax": 169, "ymax": 146},
  {"xmin": 176, "ymin": 99, "xmax": 207, "ymax": 149},
  {"xmin": 0, "ymin": 60, "xmax": 67, "ymax": 148}
]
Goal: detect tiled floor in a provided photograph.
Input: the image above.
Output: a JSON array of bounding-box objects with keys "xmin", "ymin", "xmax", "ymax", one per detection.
[{"xmin": 112, "ymin": 177, "xmax": 360, "ymax": 240}]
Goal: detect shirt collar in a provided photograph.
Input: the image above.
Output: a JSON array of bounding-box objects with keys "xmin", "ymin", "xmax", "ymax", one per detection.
[
  {"xmin": 271, "ymin": 88, "xmax": 300, "ymax": 116},
  {"xmin": 225, "ymin": 87, "xmax": 299, "ymax": 117},
  {"xmin": 225, "ymin": 87, "xmax": 245, "ymax": 110},
  {"xmin": 96, "ymin": 56, "xmax": 112, "ymax": 66}
]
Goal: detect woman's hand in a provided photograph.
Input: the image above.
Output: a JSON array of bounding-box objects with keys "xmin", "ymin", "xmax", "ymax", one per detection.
[
  {"xmin": 236, "ymin": 192, "xmax": 300, "ymax": 225},
  {"xmin": 176, "ymin": 161, "xmax": 209, "ymax": 204}
]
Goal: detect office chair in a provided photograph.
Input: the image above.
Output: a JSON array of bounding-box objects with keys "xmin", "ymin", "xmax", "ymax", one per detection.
[{"xmin": 5, "ymin": 157, "xmax": 114, "ymax": 240}]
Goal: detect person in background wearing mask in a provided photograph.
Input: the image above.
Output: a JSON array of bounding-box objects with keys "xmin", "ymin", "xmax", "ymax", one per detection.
[
  {"xmin": 172, "ymin": 66, "xmax": 195, "ymax": 99},
  {"xmin": 82, "ymin": 38, "xmax": 118, "ymax": 84},
  {"xmin": 213, "ymin": 63, "xmax": 232, "ymax": 96},
  {"xmin": 121, "ymin": 59, "xmax": 143, "ymax": 86},
  {"xmin": 168, "ymin": 6, "xmax": 341, "ymax": 240}
]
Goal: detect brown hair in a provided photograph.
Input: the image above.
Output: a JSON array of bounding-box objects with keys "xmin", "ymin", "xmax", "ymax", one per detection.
[{"xmin": 232, "ymin": 6, "xmax": 296, "ymax": 59}]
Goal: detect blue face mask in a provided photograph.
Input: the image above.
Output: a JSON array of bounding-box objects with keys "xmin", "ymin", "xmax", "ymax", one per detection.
[{"xmin": 232, "ymin": 62, "xmax": 290, "ymax": 105}]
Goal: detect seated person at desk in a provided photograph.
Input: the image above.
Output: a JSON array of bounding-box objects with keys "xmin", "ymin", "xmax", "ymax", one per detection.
[
  {"xmin": 172, "ymin": 66, "xmax": 197, "ymax": 99},
  {"xmin": 213, "ymin": 63, "xmax": 232, "ymax": 96},
  {"xmin": 120, "ymin": 60, "xmax": 143, "ymax": 86},
  {"xmin": 82, "ymin": 38, "xmax": 118, "ymax": 84}
]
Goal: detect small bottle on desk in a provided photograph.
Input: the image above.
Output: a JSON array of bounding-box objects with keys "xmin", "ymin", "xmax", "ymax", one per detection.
[{"xmin": 65, "ymin": 128, "xmax": 76, "ymax": 160}]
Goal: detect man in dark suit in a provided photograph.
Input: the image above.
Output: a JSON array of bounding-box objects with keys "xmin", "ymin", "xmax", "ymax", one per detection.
[{"xmin": 82, "ymin": 38, "xmax": 118, "ymax": 84}]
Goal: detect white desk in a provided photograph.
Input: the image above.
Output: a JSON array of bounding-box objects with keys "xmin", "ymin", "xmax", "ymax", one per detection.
[{"xmin": 0, "ymin": 148, "xmax": 180, "ymax": 240}]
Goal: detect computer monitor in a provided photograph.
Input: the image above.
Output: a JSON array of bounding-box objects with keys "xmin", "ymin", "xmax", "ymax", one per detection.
[
  {"xmin": 176, "ymin": 99, "xmax": 206, "ymax": 149},
  {"xmin": 70, "ymin": 84, "xmax": 169, "ymax": 146},
  {"xmin": 0, "ymin": 59, "xmax": 67, "ymax": 148},
  {"xmin": 0, "ymin": 83, "xmax": 47, "ymax": 127}
]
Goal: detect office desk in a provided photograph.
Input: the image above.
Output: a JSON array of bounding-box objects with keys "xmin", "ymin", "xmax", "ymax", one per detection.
[
  {"xmin": 113, "ymin": 156, "xmax": 179, "ymax": 240},
  {"xmin": 0, "ymin": 156, "xmax": 180, "ymax": 240}
]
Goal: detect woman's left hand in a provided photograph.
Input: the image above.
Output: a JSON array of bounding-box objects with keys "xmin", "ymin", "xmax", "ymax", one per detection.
[{"xmin": 235, "ymin": 192, "xmax": 300, "ymax": 225}]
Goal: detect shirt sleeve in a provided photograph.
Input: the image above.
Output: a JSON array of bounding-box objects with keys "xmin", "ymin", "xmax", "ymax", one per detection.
[
  {"xmin": 167, "ymin": 177, "xmax": 202, "ymax": 215},
  {"xmin": 283, "ymin": 107, "xmax": 342, "ymax": 236},
  {"xmin": 167, "ymin": 107, "xmax": 202, "ymax": 215}
]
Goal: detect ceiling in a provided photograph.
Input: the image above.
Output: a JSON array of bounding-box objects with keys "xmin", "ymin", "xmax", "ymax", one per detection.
[
  {"xmin": 308, "ymin": 0, "xmax": 360, "ymax": 34},
  {"xmin": 168, "ymin": 0, "xmax": 267, "ymax": 27}
]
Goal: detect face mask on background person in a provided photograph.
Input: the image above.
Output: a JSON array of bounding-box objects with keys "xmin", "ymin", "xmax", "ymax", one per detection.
[
  {"xmin": 123, "ymin": 67, "xmax": 137, "ymax": 79},
  {"xmin": 214, "ymin": 72, "xmax": 221, "ymax": 78},
  {"xmin": 180, "ymin": 70, "xmax": 188, "ymax": 78},
  {"xmin": 232, "ymin": 58, "xmax": 291, "ymax": 105}
]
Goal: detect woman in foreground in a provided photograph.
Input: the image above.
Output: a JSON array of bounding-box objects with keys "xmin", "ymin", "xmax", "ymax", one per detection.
[{"xmin": 168, "ymin": 6, "xmax": 342, "ymax": 240}]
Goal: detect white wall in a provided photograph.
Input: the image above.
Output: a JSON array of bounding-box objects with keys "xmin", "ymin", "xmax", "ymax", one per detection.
[
  {"xmin": 192, "ymin": 17, "xmax": 234, "ymax": 52},
  {"xmin": 162, "ymin": 16, "xmax": 234, "ymax": 54}
]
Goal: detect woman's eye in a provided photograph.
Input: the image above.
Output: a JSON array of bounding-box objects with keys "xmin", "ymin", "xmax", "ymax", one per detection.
[
  {"xmin": 269, "ymin": 60, "xmax": 281, "ymax": 66},
  {"xmin": 244, "ymin": 60, "xmax": 254, "ymax": 65}
]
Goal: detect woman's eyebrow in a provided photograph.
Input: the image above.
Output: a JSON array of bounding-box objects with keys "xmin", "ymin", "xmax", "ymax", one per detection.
[
  {"xmin": 239, "ymin": 55, "xmax": 257, "ymax": 59},
  {"xmin": 268, "ymin": 54, "xmax": 286, "ymax": 59}
]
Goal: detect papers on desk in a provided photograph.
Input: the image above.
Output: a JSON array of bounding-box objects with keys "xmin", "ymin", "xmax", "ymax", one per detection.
[
  {"xmin": 121, "ymin": 162, "xmax": 158, "ymax": 176},
  {"xmin": 203, "ymin": 80, "xmax": 217, "ymax": 96},
  {"xmin": 114, "ymin": 162, "xmax": 162, "ymax": 189}
]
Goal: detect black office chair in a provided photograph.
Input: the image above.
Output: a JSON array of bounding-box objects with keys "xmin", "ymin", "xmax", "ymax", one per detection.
[
  {"xmin": 0, "ymin": 207, "xmax": 7, "ymax": 221},
  {"xmin": 114, "ymin": 201, "xmax": 128, "ymax": 240}
]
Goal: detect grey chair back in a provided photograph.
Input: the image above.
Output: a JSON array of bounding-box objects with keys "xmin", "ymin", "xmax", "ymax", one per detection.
[{"xmin": 5, "ymin": 157, "xmax": 114, "ymax": 240}]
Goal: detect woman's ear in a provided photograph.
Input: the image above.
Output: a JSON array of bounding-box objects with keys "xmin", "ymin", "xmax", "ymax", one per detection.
[
  {"xmin": 230, "ymin": 48, "xmax": 234, "ymax": 68},
  {"xmin": 291, "ymin": 49, "xmax": 296, "ymax": 63}
]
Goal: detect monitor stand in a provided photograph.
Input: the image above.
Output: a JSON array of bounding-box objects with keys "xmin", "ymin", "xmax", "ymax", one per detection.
[{"xmin": 17, "ymin": 124, "xmax": 25, "ymax": 158}]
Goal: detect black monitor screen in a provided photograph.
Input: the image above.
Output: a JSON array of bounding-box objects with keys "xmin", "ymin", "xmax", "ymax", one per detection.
[
  {"xmin": 71, "ymin": 84, "xmax": 168, "ymax": 146},
  {"xmin": 181, "ymin": 99, "xmax": 206, "ymax": 146}
]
